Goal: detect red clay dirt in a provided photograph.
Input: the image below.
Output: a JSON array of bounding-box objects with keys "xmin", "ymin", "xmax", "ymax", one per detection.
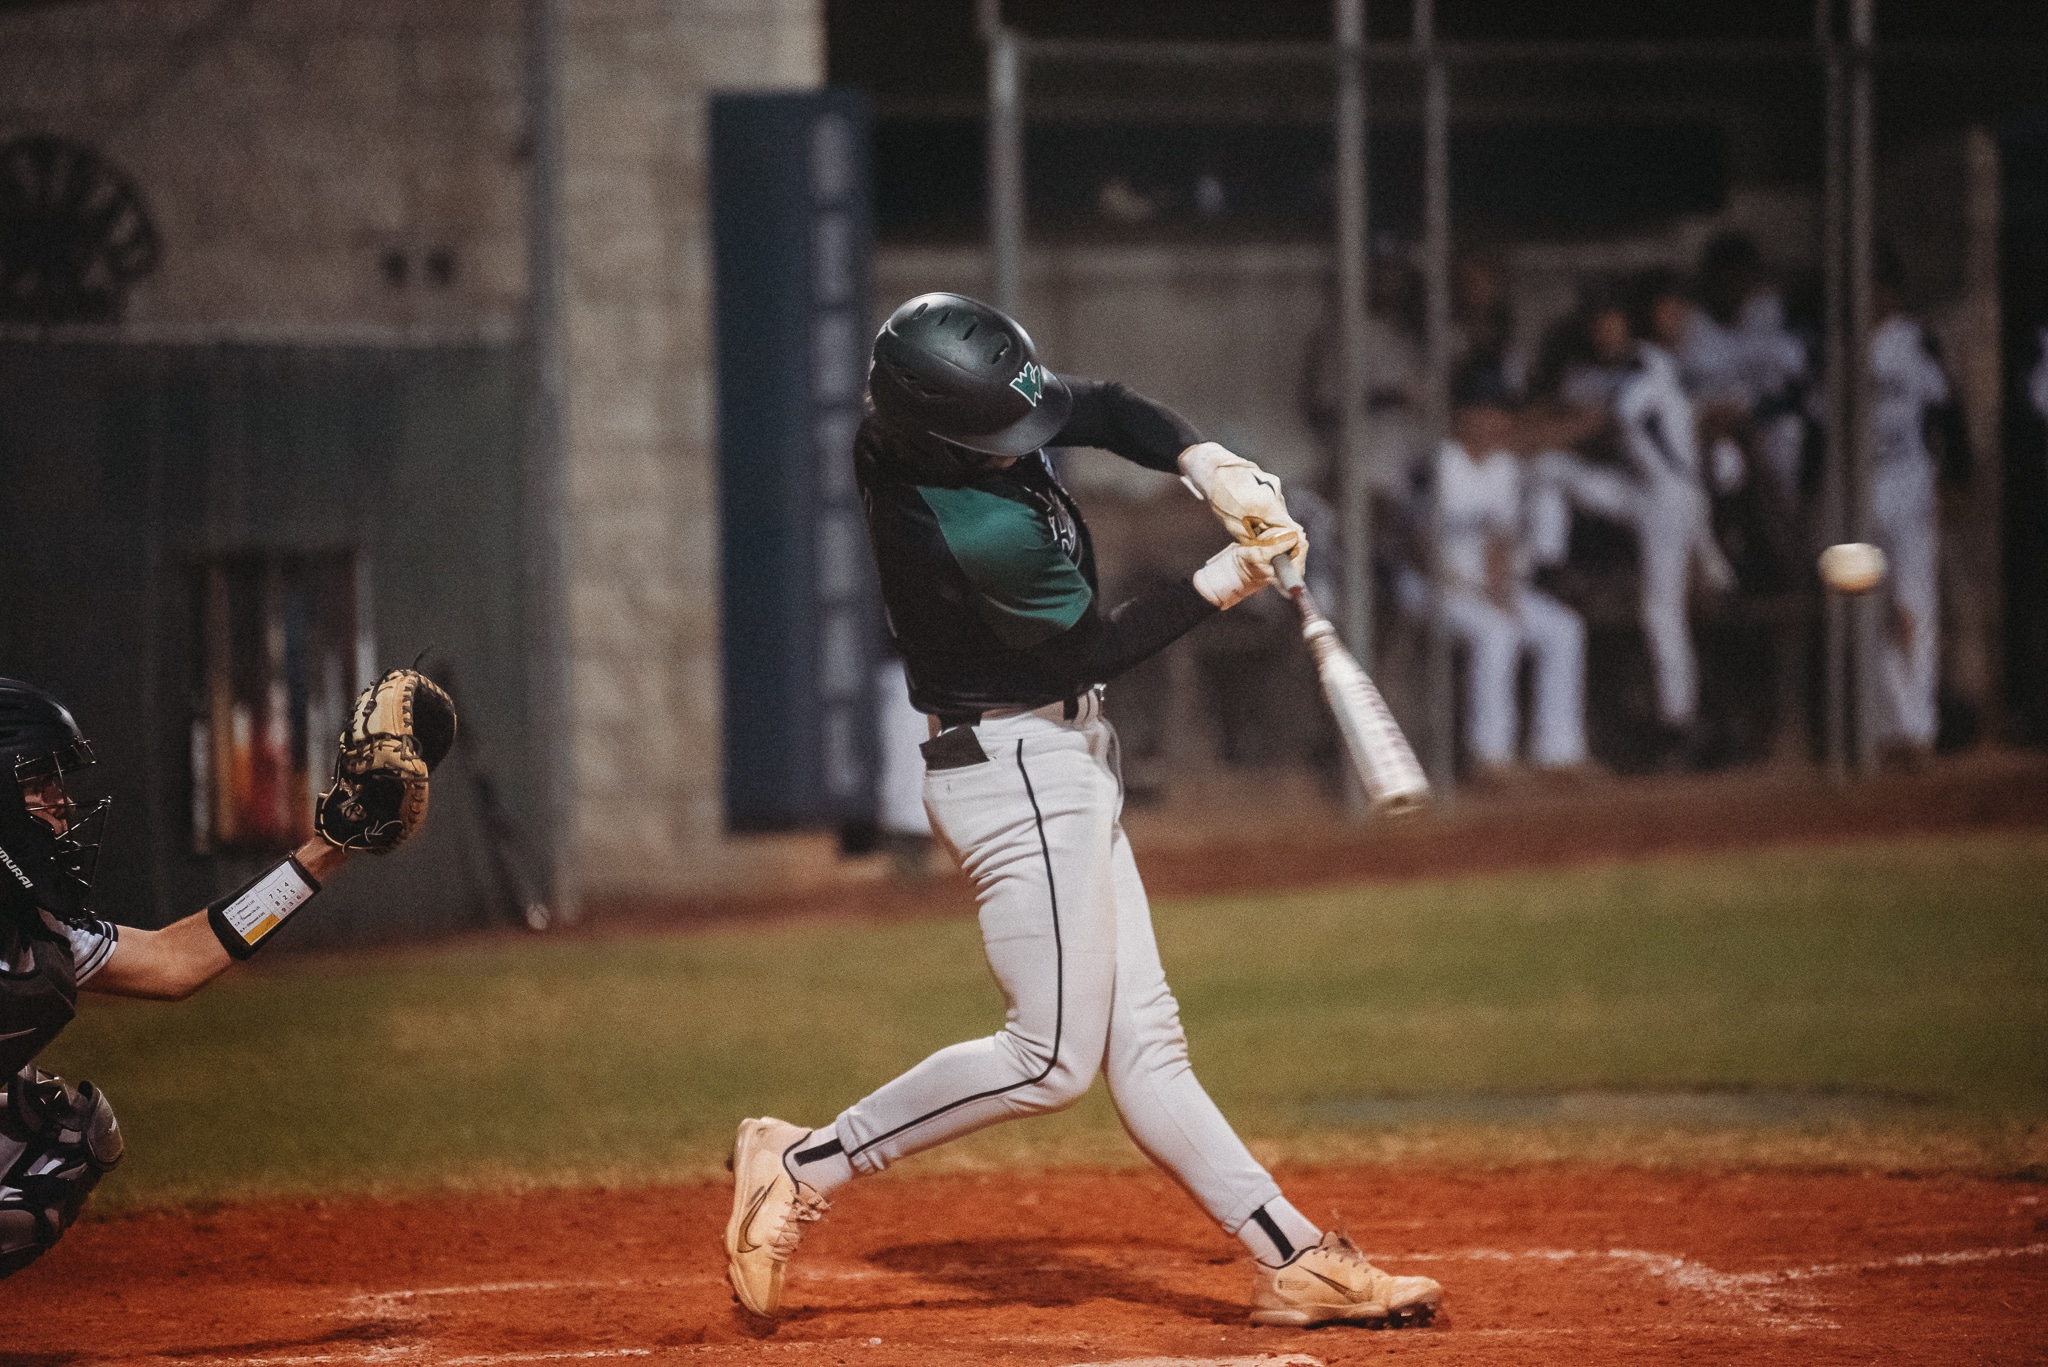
[{"xmin": 7, "ymin": 1166, "xmax": 2044, "ymax": 1366}]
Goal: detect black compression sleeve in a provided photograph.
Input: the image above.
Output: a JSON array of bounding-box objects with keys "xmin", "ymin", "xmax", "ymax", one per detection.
[
  {"xmin": 1027, "ymin": 578, "xmax": 1218, "ymax": 687},
  {"xmin": 1051, "ymin": 378, "xmax": 1204, "ymax": 473}
]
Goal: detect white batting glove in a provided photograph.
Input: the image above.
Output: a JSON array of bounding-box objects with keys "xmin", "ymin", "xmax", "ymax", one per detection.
[
  {"xmin": 1191, "ymin": 542, "xmax": 1281, "ymax": 610},
  {"xmin": 1178, "ymin": 442, "xmax": 1308, "ymax": 572}
]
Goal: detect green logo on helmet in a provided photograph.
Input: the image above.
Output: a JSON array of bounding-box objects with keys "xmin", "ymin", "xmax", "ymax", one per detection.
[{"xmin": 1009, "ymin": 362, "xmax": 1045, "ymax": 407}]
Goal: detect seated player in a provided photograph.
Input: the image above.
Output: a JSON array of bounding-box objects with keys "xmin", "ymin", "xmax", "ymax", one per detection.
[
  {"xmin": 0, "ymin": 671, "xmax": 453, "ymax": 1277},
  {"xmin": 1435, "ymin": 366, "xmax": 1591, "ymax": 785},
  {"xmin": 721, "ymin": 292, "xmax": 1442, "ymax": 1330}
]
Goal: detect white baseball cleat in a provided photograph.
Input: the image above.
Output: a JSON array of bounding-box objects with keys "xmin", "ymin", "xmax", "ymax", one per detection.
[
  {"xmin": 1250, "ymin": 1230, "xmax": 1441, "ymax": 1327},
  {"xmin": 723, "ymin": 1117, "xmax": 831, "ymax": 1317}
]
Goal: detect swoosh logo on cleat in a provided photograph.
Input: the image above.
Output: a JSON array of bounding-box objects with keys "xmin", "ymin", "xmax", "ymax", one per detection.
[
  {"xmin": 734, "ymin": 1186, "xmax": 770, "ymax": 1254},
  {"xmin": 1303, "ymin": 1267, "xmax": 1385, "ymax": 1312}
]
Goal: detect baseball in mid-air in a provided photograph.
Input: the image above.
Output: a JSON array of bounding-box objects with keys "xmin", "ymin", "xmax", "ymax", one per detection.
[{"xmin": 1819, "ymin": 541, "xmax": 1887, "ymax": 594}]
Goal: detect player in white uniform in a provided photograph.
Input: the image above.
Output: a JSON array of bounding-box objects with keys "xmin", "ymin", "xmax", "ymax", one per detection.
[
  {"xmin": 1679, "ymin": 234, "xmax": 1810, "ymax": 516},
  {"xmin": 723, "ymin": 294, "xmax": 1442, "ymax": 1329},
  {"xmin": 1544, "ymin": 280, "xmax": 1734, "ymax": 756},
  {"xmin": 1435, "ymin": 369, "xmax": 1589, "ymax": 782},
  {"xmin": 1866, "ymin": 259, "xmax": 1956, "ymax": 760}
]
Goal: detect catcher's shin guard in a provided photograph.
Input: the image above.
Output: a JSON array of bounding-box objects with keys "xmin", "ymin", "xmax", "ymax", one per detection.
[{"xmin": 0, "ymin": 1066, "xmax": 123, "ymax": 1278}]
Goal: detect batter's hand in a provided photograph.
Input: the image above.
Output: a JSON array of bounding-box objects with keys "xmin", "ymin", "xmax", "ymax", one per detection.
[
  {"xmin": 1178, "ymin": 443, "xmax": 1308, "ymax": 572},
  {"xmin": 1191, "ymin": 542, "xmax": 1281, "ymax": 610}
]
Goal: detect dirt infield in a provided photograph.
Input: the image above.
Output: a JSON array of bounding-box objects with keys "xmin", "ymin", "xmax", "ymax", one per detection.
[{"xmin": 7, "ymin": 1166, "xmax": 2043, "ymax": 1366}]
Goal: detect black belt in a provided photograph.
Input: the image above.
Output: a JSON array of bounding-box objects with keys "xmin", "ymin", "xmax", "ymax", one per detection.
[{"xmin": 935, "ymin": 694, "xmax": 1082, "ymax": 731}]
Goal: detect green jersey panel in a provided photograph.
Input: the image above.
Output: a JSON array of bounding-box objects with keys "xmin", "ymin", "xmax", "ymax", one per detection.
[{"xmin": 917, "ymin": 484, "xmax": 1094, "ymax": 649}]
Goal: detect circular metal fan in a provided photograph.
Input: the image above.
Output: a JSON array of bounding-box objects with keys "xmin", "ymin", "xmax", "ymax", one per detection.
[{"xmin": 0, "ymin": 135, "xmax": 161, "ymax": 325}]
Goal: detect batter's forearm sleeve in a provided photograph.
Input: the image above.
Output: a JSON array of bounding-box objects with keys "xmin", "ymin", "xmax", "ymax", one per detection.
[
  {"xmin": 1052, "ymin": 378, "xmax": 1204, "ymax": 473},
  {"xmin": 1029, "ymin": 578, "xmax": 1218, "ymax": 686}
]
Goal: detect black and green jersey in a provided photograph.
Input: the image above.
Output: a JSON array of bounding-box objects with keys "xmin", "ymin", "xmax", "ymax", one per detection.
[{"xmin": 856, "ymin": 377, "xmax": 1221, "ymax": 715}]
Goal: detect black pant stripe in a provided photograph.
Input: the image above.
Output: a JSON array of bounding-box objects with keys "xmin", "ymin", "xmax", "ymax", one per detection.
[
  {"xmin": 845, "ymin": 739, "xmax": 1066, "ymax": 1161},
  {"xmin": 1250, "ymin": 1204, "xmax": 1296, "ymax": 1262},
  {"xmin": 792, "ymin": 1136, "xmax": 843, "ymax": 1165}
]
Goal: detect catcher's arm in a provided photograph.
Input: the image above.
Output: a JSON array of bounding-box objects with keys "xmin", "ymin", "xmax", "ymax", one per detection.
[
  {"xmin": 86, "ymin": 840, "xmax": 348, "ymax": 1001},
  {"xmin": 84, "ymin": 669, "xmax": 455, "ymax": 999}
]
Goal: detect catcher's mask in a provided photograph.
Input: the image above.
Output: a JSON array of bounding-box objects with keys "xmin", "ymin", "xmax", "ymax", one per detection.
[
  {"xmin": 0, "ymin": 681, "xmax": 109, "ymax": 920},
  {"xmin": 868, "ymin": 293, "xmax": 1073, "ymax": 459}
]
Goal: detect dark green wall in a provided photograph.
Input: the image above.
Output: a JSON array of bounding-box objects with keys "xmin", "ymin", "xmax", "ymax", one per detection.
[{"xmin": 0, "ymin": 341, "xmax": 535, "ymax": 948}]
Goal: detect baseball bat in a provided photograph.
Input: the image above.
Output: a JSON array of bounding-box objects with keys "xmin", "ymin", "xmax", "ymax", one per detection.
[{"xmin": 1272, "ymin": 551, "xmax": 1431, "ymax": 816}]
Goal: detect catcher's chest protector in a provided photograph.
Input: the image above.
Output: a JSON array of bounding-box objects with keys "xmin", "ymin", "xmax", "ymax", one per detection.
[{"xmin": 0, "ymin": 905, "xmax": 77, "ymax": 1077}]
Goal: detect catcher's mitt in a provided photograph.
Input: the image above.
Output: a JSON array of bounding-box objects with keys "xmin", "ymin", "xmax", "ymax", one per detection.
[{"xmin": 314, "ymin": 669, "xmax": 457, "ymax": 854}]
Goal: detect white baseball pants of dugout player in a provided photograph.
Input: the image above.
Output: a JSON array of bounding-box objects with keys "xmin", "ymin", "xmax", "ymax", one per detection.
[
  {"xmin": 1530, "ymin": 452, "xmax": 1729, "ymax": 730},
  {"xmin": 1869, "ymin": 462, "xmax": 1939, "ymax": 749},
  {"xmin": 1440, "ymin": 587, "xmax": 1589, "ymax": 770},
  {"xmin": 832, "ymin": 689, "xmax": 1286, "ymax": 1237},
  {"xmin": 1865, "ymin": 314, "xmax": 1951, "ymax": 753}
]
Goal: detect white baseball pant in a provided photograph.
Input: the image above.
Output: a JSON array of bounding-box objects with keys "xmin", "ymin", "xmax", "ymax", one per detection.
[
  {"xmin": 1870, "ymin": 463, "xmax": 1939, "ymax": 748},
  {"xmin": 1533, "ymin": 453, "xmax": 1730, "ymax": 727},
  {"xmin": 832, "ymin": 692, "xmax": 1284, "ymax": 1239},
  {"xmin": 1441, "ymin": 587, "xmax": 1588, "ymax": 769}
]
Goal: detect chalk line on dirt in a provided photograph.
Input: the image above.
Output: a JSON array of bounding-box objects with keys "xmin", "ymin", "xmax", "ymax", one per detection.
[
  {"xmin": 1058, "ymin": 1357, "xmax": 1322, "ymax": 1367},
  {"xmin": 163, "ymin": 1351, "xmax": 655, "ymax": 1367},
  {"xmin": 1390, "ymin": 1239, "xmax": 2048, "ymax": 1291},
  {"xmin": 1757, "ymin": 1239, "xmax": 2048, "ymax": 1283},
  {"xmin": 441, "ymin": 1353, "xmax": 654, "ymax": 1364},
  {"xmin": 338, "ymin": 1278, "xmax": 726, "ymax": 1318},
  {"xmin": 342, "ymin": 1280, "xmax": 625, "ymax": 1312},
  {"xmin": 1383, "ymin": 1239, "xmax": 2048, "ymax": 1329},
  {"xmin": 338, "ymin": 1265, "xmax": 895, "ymax": 1319}
]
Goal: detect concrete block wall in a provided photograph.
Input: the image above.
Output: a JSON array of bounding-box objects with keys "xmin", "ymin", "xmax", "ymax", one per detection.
[
  {"xmin": 0, "ymin": 0, "xmax": 826, "ymax": 906},
  {"xmin": 0, "ymin": 0, "xmax": 528, "ymax": 338},
  {"xmin": 558, "ymin": 0, "xmax": 822, "ymax": 897}
]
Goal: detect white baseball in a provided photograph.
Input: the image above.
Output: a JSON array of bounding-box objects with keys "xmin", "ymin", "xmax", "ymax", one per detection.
[{"xmin": 1819, "ymin": 542, "xmax": 1887, "ymax": 594}]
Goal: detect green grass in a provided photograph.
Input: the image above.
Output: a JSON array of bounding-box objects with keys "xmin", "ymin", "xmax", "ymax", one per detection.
[{"xmin": 43, "ymin": 829, "xmax": 2048, "ymax": 1209}]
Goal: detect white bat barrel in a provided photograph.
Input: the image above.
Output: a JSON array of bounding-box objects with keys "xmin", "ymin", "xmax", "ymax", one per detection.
[{"xmin": 1274, "ymin": 553, "xmax": 1430, "ymax": 816}]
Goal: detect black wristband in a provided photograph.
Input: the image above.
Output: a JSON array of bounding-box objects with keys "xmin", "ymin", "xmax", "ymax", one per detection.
[{"xmin": 206, "ymin": 856, "xmax": 321, "ymax": 961}]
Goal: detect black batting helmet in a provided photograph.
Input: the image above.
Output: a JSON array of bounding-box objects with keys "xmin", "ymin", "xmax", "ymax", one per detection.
[{"xmin": 868, "ymin": 293, "xmax": 1073, "ymax": 457}]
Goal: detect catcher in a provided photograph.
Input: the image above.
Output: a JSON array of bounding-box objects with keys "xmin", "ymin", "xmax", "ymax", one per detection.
[{"xmin": 0, "ymin": 669, "xmax": 454, "ymax": 1277}]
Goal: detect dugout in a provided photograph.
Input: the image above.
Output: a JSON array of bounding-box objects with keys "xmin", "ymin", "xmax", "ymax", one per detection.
[{"xmin": 836, "ymin": 0, "xmax": 2046, "ymax": 798}]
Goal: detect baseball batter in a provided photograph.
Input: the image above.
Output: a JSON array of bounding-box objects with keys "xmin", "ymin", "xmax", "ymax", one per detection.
[
  {"xmin": 0, "ymin": 671, "xmax": 453, "ymax": 1276},
  {"xmin": 723, "ymin": 293, "xmax": 1442, "ymax": 1329}
]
